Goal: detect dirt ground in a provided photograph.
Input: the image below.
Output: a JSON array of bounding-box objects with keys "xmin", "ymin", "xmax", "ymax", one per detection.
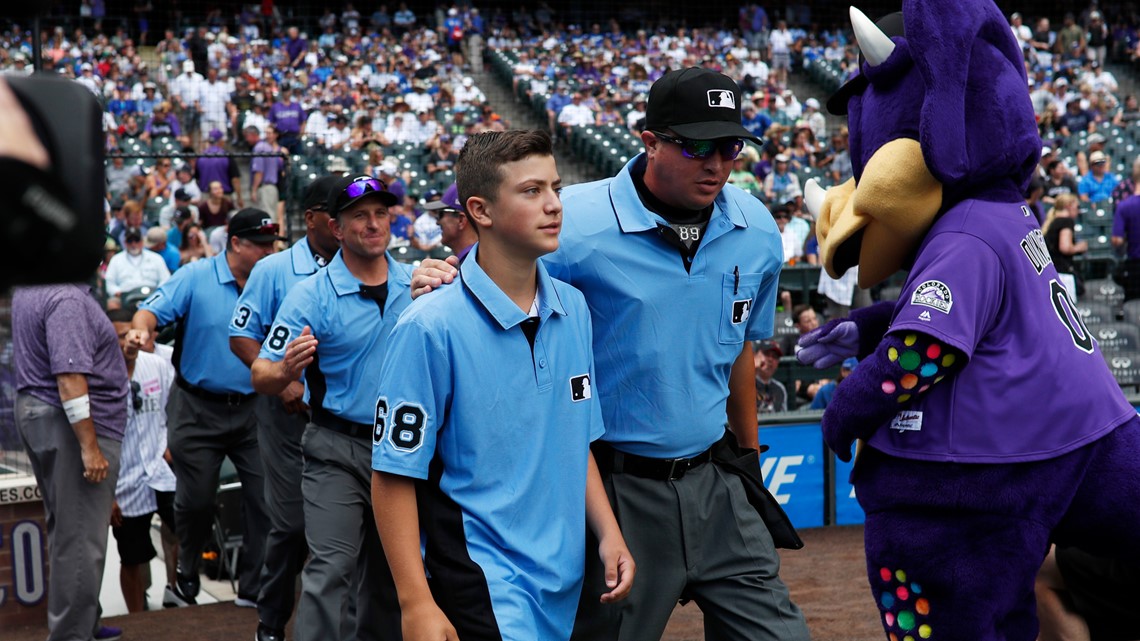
[{"xmin": 9, "ymin": 525, "xmax": 885, "ymax": 641}]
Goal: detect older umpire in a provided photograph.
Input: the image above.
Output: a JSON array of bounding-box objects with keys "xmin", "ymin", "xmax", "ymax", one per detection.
[{"xmin": 129, "ymin": 208, "xmax": 281, "ymax": 607}]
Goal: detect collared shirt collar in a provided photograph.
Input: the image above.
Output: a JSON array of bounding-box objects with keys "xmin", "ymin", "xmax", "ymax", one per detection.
[
  {"xmin": 289, "ymin": 236, "xmax": 322, "ymax": 275},
  {"xmin": 608, "ymin": 153, "xmax": 749, "ymax": 234},
  {"xmin": 326, "ymin": 249, "xmax": 410, "ymax": 297},
  {"xmin": 460, "ymin": 243, "xmax": 567, "ymax": 330},
  {"xmin": 212, "ymin": 250, "xmax": 237, "ymax": 285}
]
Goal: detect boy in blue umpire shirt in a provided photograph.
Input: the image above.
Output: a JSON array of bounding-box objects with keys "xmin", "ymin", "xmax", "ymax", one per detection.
[
  {"xmin": 250, "ymin": 175, "xmax": 412, "ymax": 641},
  {"xmin": 129, "ymin": 207, "xmax": 281, "ymax": 608},
  {"xmin": 371, "ymin": 130, "xmax": 635, "ymax": 641},
  {"xmin": 229, "ymin": 175, "xmax": 341, "ymax": 641}
]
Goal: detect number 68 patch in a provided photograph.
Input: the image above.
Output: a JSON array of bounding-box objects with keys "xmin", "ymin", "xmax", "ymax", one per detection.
[{"xmin": 378, "ymin": 399, "xmax": 428, "ymax": 453}]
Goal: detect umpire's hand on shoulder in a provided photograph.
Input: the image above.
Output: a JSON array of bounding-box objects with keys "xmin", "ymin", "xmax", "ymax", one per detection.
[{"xmin": 411, "ymin": 255, "xmax": 460, "ymax": 299}]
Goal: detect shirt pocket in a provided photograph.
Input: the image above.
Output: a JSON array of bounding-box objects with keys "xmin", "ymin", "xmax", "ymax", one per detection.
[{"xmin": 719, "ymin": 271, "xmax": 764, "ymax": 345}]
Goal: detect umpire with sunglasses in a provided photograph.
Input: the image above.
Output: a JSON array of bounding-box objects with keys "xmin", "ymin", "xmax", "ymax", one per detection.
[
  {"xmin": 229, "ymin": 177, "xmax": 342, "ymax": 641},
  {"xmin": 413, "ymin": 68, "xmax": 808, "ymax": 641},
  {"xmin": 129, "ymin": 208, "xmax": 284, "ymax": 608},
  {"xmin": 251, "ymin": 176, "xmax": 411, "ymax": 641}
]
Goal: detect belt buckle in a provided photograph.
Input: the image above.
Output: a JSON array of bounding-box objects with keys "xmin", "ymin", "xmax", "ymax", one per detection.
[{"xmin": 666, "ymin": 457, "xmax": 688, "ymax": 481}]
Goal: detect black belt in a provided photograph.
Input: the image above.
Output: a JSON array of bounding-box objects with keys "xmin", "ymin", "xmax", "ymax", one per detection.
[
  {"xmin": 312, "ymin": 407, "xmax": 372, "ymax": 441},
  {"xmin": 593, "ymin": 441, "xmax": 714, "ymax": 481},
  {"xmin": 176, "ymin": 377, "xmax": 255, "ymax": 405}
]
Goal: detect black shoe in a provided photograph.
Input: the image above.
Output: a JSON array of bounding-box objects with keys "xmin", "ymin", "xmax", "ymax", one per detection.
[
  {"xmin": 255, "ymin": 623, "xmax": 286, "ymax": 641},
  {"xmin": 170, "ymin": 571, "xmax": 199, "ymax": 606}
]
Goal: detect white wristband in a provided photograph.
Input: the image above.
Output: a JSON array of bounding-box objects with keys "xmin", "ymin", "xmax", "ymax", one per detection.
[{"xmin": 62, "ymin": 395, "xmax": 91, "ymax": 424}]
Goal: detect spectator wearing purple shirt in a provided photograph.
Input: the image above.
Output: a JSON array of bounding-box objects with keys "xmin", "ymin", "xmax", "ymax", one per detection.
[
  {"xmin": 268, "ymin": 87, "xmax": 304, "ymax": 153},
  {"xmin": 284, "ymin": 26, "xmax": 307, "ymax": 68},
  {"xmin": 143, "ymin": 101, "xmax": 181, "ymax": 141},
  {"xmin": 13, "ymin": 284, "xmax": 127, "ymax": 641},
  {"xmin": 196, "ymin": 129, "xmax": 243, "ymax": 203},
  {"xmin": 1112, "ymin": 192, "xmax": 1140, "ymax": 300},
  {"xmin": 251, "ymin": 125, "xmax": 286, "ymax": 230}
]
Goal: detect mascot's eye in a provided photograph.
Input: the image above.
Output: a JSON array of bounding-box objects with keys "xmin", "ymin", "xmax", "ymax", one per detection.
[{"xmin": 653, "ymin": 132, "xmax": 745, "ymax": 161}]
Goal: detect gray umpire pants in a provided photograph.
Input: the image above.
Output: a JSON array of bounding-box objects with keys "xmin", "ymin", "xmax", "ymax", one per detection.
[
  {"xmin": 16, "ymin": 394, "xmax": 121, "ymax": 641},
  {"xmin": 166, "ymin": 386, "xmax": 268, "ymax": 599},
  {"xmin": 255, "ymin": 394, "xmax": 309, "ymax": 630},
  {"xmin": 294, "ymin": 423, "xmax": 400, "ymax": 641},
  {"xmin": 571, "ymin": 457, "xmax": 809, "ymax": 641}
]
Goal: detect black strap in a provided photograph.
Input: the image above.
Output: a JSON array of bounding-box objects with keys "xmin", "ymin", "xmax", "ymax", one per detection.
[
  {"xmin": 592, "ymin": 440, "xmax": 714, "ymax": 481},
  {"xmin": 312, "ymin": 407, "xmax": 372, "ymax": 440},
  {"xmin": 175, "ymin": 376, "xmax": 255, "ymax": 405}
]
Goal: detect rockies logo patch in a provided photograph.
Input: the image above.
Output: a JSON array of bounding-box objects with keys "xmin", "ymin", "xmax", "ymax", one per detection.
[
  {"xmin": 732, "ymin": 299, "xmax": 752, "ymax": 324},
  {"xmin": 570, "ymin": 374, "xmax": 592, "ymax": 402},
  {"xmin": 910, "ymin": 280, "xmax": 953, "ymax": 314}
]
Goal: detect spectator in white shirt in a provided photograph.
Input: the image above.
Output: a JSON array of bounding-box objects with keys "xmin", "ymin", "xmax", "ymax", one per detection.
[
  {"xmin": 406, "ymin": 109, "xmax": 439, "ymax": 145},
  {"xmin": 452, "ymin": 76, "xmax": 486, "ymax": 108},
  {"xmin": 104, "ymin": 227, "xmax": 172, "ymax": 300},
  {"xmin": 557, "ymin": 92, "xmax": 594, "ymax": 132},
  {"xmin": 323, "ymin": 114, "xmax": 352, "ymax": 148},
  {"xmin": 404, "ymin": 80, "xmax": 434, "ymax": 114},
  {"xmin": 198, "ymin": 67, "xmax": 232, "ymax": 138}
]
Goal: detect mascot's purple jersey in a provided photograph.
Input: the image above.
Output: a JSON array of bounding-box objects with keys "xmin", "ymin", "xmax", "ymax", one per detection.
[{"xmin": 873, "ymin": 198, "xmax": 1136, "ymax": 462}]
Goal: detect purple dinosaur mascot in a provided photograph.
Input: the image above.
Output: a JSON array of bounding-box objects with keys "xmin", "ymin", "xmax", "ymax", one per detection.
[{"xmin": 798, "ymin": 2, "xmax": 1140, "ymax": 639}]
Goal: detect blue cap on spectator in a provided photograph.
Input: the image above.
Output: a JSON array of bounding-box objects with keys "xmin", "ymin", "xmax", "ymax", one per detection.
[{"xmin": 842, "ymin": 357, "xmax": 859, "ymax": 371}]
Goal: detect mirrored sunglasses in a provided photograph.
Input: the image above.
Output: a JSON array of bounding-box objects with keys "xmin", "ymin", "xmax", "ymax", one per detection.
[{"xmin": 653, "ymin": 131, "xmax": 745, "ymax": 161}]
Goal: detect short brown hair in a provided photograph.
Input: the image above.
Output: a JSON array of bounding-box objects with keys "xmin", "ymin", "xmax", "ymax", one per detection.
[{"xmin": 455, "ymin": 130, "xmax": 554, "ymax": 209}]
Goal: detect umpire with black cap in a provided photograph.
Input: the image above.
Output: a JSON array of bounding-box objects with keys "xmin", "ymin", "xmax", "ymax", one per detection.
[{"xmin": 130, "ymin": 208, "xmax": 284, "ymax": 607}]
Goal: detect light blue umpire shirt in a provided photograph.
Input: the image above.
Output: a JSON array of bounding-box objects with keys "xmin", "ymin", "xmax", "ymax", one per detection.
[
  {"xmin": 139, "ymin": 251, "xmax": 257, "ymax": 394},
  {"xmin": 371, "ymin": 245, "xmax": 605, "ymax": 641},
  {"xmin": 543, "ymin": 153, "xmax": 782, "ymax": 459},
  {"xmin": 230, "ymin": 236, "xmax": 325, "ymax": 344},
  {"xmin": 258, "ymin": 250, "xmax": 413, "ymax": 425}
]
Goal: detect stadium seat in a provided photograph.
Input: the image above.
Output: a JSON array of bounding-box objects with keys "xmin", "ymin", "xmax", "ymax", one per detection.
[
  {"xmin": 1084, "ymin": 278, "xmax": 1125, "ymax": 304},
  {"xmin": 1090, "ymin": 322, "xmax": 1140, "ymax": 353},
  {"xmin": 1075, "ymin": 300, "xmax": 1118, "ymax": 326},
  {"xmin": 1101, "ymin": 350, "xmax": 1140, "ymax": 390},
  {"xmin": 1122, "ymin": 300, "xmax": 1140, "ymax": 327}
]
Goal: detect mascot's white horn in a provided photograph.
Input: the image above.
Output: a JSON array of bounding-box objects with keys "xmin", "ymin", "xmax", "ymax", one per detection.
[
  {"xmin": 804, "ymin": 179, "xmax": 826, "ymax": 220},
  {"xmin": 851, "ymin": 6, "xmax": 896, "ymax": 67}
]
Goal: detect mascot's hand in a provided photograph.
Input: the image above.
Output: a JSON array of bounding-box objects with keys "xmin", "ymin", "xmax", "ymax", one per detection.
[{"xmin": 797, "ymin": 319, "xmax": 859, "ymax": 369}]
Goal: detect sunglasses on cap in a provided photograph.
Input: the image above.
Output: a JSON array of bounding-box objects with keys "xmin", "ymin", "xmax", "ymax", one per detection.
[
  {"xmin": 344, "ymin": 177, "xmax": 385, "ymax": 199},
  {"xmin": 652, "ymin": 131, "xmax": 745, "ymax": 161},
  {"xmin": 130, "ymin": 380, "xmax": 143, "ymax": 411}
]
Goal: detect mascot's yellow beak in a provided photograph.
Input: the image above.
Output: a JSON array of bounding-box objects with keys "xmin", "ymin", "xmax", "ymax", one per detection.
[{"xmin": 810, "ymin": 138, "xmax": 943, "ymax": 288}]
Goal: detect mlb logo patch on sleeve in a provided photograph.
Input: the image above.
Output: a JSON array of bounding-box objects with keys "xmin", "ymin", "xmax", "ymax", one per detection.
[
  {"xmin": 910, "ymin": 280, "xmax": 953, "ymax": 314},
  {"xmin": 732, "ymin": 299, "xmax": 752, "ymax": 324},
  {"xmin": 570, "ymin": 374, "xmax": 592, "ymax": 402}
]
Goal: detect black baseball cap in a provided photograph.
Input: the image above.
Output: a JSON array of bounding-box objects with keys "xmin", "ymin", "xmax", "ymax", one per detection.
[
  {"xmin": 302, "ymin": 175, "xmax": 343, "ymax": 211},
  {"xmin": 124, "ymin": 227, "xmax": 143, "ymax": 243},
  {"xmin": 826, "ymin": 11, "xmax": 904, "ymax": 116},
  {"xmin": 645, "ymin": 67, "xmax": 760, "ymax": 143},
  {"xmin": 327, "ymin": 175, "xmax": 399, "ymax": 217},
  {"xmin": 228, "ymin": 208, "xmax": 287, "ymax": 243}
]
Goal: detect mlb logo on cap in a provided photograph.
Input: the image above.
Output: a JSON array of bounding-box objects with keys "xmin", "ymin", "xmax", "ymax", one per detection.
[
  {"xmin": 570, "ymin": 374, "xmax": 592, "ymax": 402},
  {"xmin": 708, "ymin": 89, "xmax": 736, "ymax": 109}
]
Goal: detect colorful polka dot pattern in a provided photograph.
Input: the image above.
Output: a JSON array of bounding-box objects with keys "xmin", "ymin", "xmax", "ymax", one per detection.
[
  {"xmin": 877, "ymin": 567, "xmax": 931, "ymax": 639},
  {"xmin": 879, "ymin": 335, "xmax": 958, "ymax": 404}
]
